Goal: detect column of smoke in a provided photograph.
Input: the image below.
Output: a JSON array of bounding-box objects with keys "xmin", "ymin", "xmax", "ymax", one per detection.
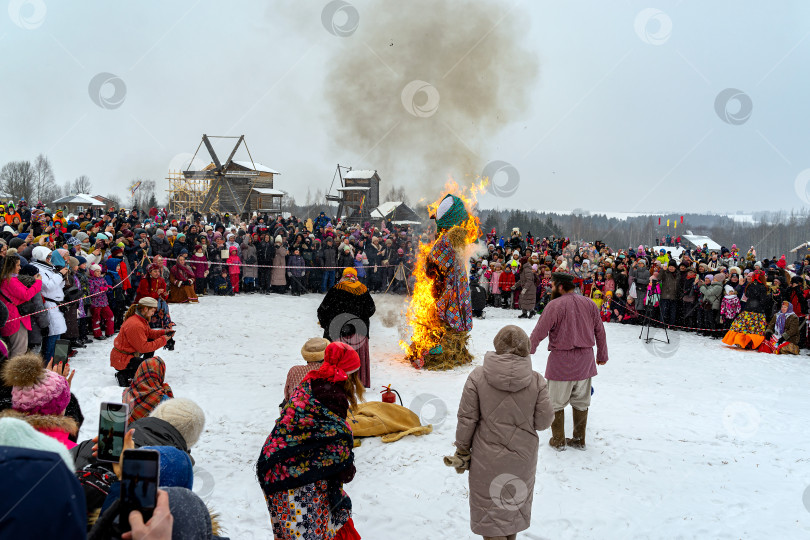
[{"xmin": 324, "ymin": 0, "xmax": 538, "ymax": 199}]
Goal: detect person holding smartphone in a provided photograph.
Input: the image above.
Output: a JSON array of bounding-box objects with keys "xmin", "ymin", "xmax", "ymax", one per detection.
[
  {"xmin": 110, "ymin": 297, "xmax": 174, "ymax": 387},
  {"xmin": 29, "ymin": 246, "xmax": 68, "ymax": 362}
]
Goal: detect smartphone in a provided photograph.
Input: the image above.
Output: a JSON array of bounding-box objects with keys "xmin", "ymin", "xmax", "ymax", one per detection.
[
  {"xmin": 119, "ymin": 449, "xmax": 160, "ymax": 531},
  {"xmin": 97, "ymin": 402, "xmax": 128, "ymax": 462},
  {"xmin": 53, "ymin": 339, "xmax": 71, "ymax": 365}
]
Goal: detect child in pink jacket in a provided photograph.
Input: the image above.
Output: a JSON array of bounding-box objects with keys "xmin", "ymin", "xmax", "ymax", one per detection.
[{"xmin": 226, "ymin": 246, "xmax": 241, "ymax": 293}]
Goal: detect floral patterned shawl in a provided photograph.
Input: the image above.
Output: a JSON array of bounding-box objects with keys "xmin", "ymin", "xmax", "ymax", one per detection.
[{"xmin": 257, "ymin": 380, "xmax": 354, "ymax": 495}]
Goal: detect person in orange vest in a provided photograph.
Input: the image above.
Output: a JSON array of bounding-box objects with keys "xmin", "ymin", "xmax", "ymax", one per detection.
[{"xmin": 4, "ymin": 201, "xmax": 21, "ymax": 226}]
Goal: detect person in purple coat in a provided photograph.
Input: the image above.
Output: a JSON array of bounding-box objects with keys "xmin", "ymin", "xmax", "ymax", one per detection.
[{"xmin": 529, "ymin": 272, "xmax": 609, "ymax": 451}]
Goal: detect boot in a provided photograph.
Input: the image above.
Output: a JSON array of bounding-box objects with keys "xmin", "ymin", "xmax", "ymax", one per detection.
[
  {"xmin": 549, "ymin": 409, "xmax": 566, "ymax": 450},
  {"xmin": 527, "ymin": 310, "xmax": 536, "ymax": 319},
  {"xmin": 518, "ymin": 310, "xmax": 528, "ymax": 319},
  {"xmin": 566, "ymin": 408, "xmax": 588, "ymax": 450}
]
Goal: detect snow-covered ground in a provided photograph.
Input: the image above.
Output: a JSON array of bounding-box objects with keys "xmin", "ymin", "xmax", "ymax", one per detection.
[{"xmin": 72, "ymin": 294, "xmax": 810, "ymax": 539}]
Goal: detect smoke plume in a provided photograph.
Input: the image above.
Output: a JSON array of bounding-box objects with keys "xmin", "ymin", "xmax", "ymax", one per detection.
[{"xmin": 324, "ymin": 0, "xmax": 538, "ymax": 201}]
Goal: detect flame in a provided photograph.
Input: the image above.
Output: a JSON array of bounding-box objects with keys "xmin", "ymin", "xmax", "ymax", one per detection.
[{"xmin": 400, "ymin": 177, "xmax": 487, "ymax": 366}]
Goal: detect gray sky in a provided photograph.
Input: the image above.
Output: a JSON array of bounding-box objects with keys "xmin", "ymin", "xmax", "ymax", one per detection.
[{"xmin": 2, "ymin": 0, "xmax": 809, "ymax": 214}]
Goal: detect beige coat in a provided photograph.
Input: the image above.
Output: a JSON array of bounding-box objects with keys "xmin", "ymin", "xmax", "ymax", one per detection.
[
  {"xmin": 517, "ymin": 264, "xmax": 537, "ymax": 311},
  {"xmin": 270, "ymin": 246, "xmax": 288, "ymax": 286},
  {"xmin": 455, "ymin": 326, "xmax": 554, "ymax": 537}
]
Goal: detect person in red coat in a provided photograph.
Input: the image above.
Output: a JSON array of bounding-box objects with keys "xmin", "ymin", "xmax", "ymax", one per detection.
[{"xmin": 110, "ymin": 297, "xmax": 174, "ymax": 387}]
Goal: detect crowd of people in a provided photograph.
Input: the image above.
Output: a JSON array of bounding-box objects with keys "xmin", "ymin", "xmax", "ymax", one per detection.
[
  {"xmin": 469, "ymin": 227, "xmax": 810, "ymax": 355},
  {"xmin": 0, "ymin": 198, "xmax": 805, "ymax": 538}
]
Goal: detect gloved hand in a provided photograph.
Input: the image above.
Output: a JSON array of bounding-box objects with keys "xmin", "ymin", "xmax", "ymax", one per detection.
[
  {"xmin": 442, "ymin": 448, "xmax": 471, "ymax": 474},
  {"xmin": 777, "ymin": 337, "xmax": 785, "ymax": 344},
  {"xmin": 764, "ymin": 331, "xmax": 773, "ymax": 340}
]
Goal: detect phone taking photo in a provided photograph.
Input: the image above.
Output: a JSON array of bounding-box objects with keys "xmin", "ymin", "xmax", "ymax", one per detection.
[
  {"xmin": 119, "ymin": 449, "xmax": 160, "ymax": 531},
  {"xmin": 97, "ymin": 402, "xmax": 128, "ymax": 462},
  {"xmin": 53, "ymin": 339, "xmax": 71, "ymax": 365}
]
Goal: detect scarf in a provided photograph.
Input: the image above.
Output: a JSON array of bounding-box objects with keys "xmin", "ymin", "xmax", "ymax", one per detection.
[
  {"xmin": 122, "ymin": 357, "xmax": 173, "ymax": 423},
  {"xmin": 256, "ymin": 380, "xmax": 354, "ymax": 495},
  {"xmin": 334, "ymin": 275, "xmax": 368, "ymax": 295},
  {"xmin": 775, "ymin": 304, "xmax": 795, "ymax": 336}
]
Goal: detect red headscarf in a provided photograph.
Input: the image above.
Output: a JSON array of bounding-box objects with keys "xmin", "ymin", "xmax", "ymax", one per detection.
[
  {"xmin": 753, "ymin": 270, "xmax": 767, "ymax": 285},
  {"xmin": 303, "ymin": 342, "xmax": 360, "ymax": 384}
]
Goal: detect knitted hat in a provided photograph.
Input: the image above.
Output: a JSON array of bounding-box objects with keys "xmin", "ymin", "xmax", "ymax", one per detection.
[
  {"xmin": 705, "ymin": 274, "xmax": 714, "ymax": 282},
  {"xmin": 90, "ymin": 263, "xmax": 102, "ymax": 273},
  {"xmin": 342, "ymin": 267, "xmax": 357, "ymax": 278},
  {"xmin": 725, "ymin": 285, "xmax": 735, "ymax": 294},
  {"xmin": 149, "ymin": 398, "xmax": 206, "ymax": 448},
  {"xmin": 493, "ymin": 325, "xmax": 530, "ymax": 356},
  {"xmin": 616, "ymin": 288, "xmax": 624, "ymax": 296},
  {"xmin": 140, "ymin": 446, "xmax": 193, "ymax": 490},
  {"xmin": 138, "ymin": 297, "xmax": 158, "ymax": 308},
  {"xmin": 274, "ymin": 235, "xmax": 282, "ymax": 244},
  {"xmin": 300, "ymin": 337, "xmax": 329, "ymax": 363},
  {"xmin": 0, "ymin": 417, "xmax": 75, "ymax": 469},
  {"xmin": 1, "ymin": 354, "xmax": 71, "ymax": 415}
]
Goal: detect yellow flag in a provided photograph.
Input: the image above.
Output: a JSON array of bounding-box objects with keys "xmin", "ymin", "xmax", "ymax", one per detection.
[
  {"xmin": 674, "ymin": 221, "xmax": 677, "ymax": 229},
  {"xmin": 667, "ymin": 219, "xmax": 670, "ymax": 227}
]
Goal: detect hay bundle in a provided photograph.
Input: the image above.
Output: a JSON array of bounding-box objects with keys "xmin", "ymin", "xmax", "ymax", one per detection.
[{"xmin": 421, "ymin": 329, "xmax": 473, "ymax": 370}]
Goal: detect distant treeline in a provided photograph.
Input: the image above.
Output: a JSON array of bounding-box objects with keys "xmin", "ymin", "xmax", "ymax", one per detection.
[{"xmin": 481, "ymin": 209, "xmax": 810, "ymax": 259}]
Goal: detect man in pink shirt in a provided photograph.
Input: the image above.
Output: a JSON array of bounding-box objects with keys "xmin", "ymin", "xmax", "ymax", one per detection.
[{"xmin": 530, "ymin": 272, "xmax": 608, "ymax": 450}]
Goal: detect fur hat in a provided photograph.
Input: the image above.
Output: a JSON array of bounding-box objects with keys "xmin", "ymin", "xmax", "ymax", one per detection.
[
  {"xmin": 0, "ymin": 417, "xmax": 74, "ymax": 469},
  {"xmin": 301, "ymin": 337, "xmax": 329, "ymax": 363},
  {"xmin": 616, "ymin": 288, "xmax": 624, "ymax": 296},
  {"xmin": 149, "ymin": 398, "xmax": 206, "ymax": 448},
  {"xmin": 493, "ymin": 325, "xmax": 530, "ymax": 357},
  {"xmin": 1, "ymin": 354, "xmax": 71, "ymax": 415}
]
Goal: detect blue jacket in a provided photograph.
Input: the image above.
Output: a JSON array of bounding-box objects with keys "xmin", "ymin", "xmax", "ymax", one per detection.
[{"xmin": 0, "ymin": 446, "xmax": 86, "ymax": 539}]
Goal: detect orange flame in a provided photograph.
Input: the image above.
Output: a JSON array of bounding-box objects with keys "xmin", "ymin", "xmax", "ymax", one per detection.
[{"xmin": 400, "ymin": 177, "xmax": 488, "ymax": 364}]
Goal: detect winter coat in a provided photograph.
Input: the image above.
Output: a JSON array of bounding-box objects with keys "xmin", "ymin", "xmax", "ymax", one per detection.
[
  {"xmin": 699, "ymin": 281, "xmax": 723, "ymax": 310},
  {"xmin": 766, "ymin": 312, "xmax": 800, "ymax": 345},
  {"xmin": 149, "ymin": 235, "xmax": 173, "ymax": 259},
  {"xmin": 87, "ymin": 274, "xmax": 110, "ymax": 308},
  {"xmin": 288, "ymin": 254, "xmax": 306, "ymax": 279},
  {"xmin": 189, "ymin": 253, "xmax": 209, "ymax": 279},
  {"xmin": 455, "ymin": 347, "xmax": 554, "ymax": 536},
  {"xmin": 660, "ymin": 269, "xmax": 680, "ymax": 300},
  {"xmin": 317, "ymin": 281, "xmax": 376, "ymax": 340},
  {"xmin": 241, "ymin": 243, "xmax": 258, "ymax": 279},
  {"xmin": 517, "ymin": 265, "xmax": 537, "ymax": 310},
  {"xmin": 31, "ymin": 261, "xmax": 67, "ymax": 336},
  {"xmin": 499, "ymin": 270, "xmax": 516, "ymax": 292},
  {"xmin": 109, "ymin": 313, "xmax": 169, "ymax": 371},
  {"xmin": 16, "ymin": 275, "xmax": 49, "ymax": 346},
  {"xmin": 271, "ymin": 246, "xmax": 288, "ymax": 286},
  {"xmin": 490, "ymin": 271, "xmax": 502, "ymax": 294},
  {"xmin": 0, "ymin": 446, "xmax": 86, "ymax": 539},
  {"xmin": 320, "ymin": 245, "xmax": 338, "ymax": 268},
  {"xmin": 630, "ymin": 266, "xmax": 651, "ymax": 304},
  {"xmin": 742, "ymin": 282, "xmax": 769, "ymax": 314},
  {"xmin": 170, "ymin": 262, "xmax": 195, "ymax": 285},
  {"xmin": 0, "ymin": 275, "xmax": 42, "ymax": 336}
]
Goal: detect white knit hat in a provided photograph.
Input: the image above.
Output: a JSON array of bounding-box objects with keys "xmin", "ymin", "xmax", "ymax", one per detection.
[{"xmin": 149, "ymin": 398, "xmax": 206, "ymax": 448}]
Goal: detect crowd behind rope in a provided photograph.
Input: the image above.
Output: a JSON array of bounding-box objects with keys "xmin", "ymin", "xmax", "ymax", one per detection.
[
  {"xmin": 0, "ymin": 199, "xmax": 805, "ymax": 538},
  {"xmin": 469, "ymin": 227, "xmax": 810, "ymax": 354}
]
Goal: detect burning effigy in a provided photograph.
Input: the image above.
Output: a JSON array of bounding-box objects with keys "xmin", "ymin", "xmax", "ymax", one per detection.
[{"xmin": 402, "ymin": 185, "xmax": 483, "ymax": 369}]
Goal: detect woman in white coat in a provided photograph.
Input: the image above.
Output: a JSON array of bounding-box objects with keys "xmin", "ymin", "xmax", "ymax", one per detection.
[{"xmin": 30, "ymin": 246, "xmax": 68, "ymax": 362}]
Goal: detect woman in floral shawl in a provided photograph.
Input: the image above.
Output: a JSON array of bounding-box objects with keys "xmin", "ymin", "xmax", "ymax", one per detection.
[
  {"xmin": 257, "ymin": 342, "xmax": 364, "ymax": 540},
  {"xmin": 122, "ymin": 356, "xmax": 173, "ymax": 423}
]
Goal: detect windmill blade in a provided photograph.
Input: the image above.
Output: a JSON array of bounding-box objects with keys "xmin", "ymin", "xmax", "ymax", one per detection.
[
  {"xmin": 202, "ymin": 134, "xmax": 222, "ymax": 172},
  {"xmin": 220, "ymin": 135, "xmax": 244, "ymax": 172}
]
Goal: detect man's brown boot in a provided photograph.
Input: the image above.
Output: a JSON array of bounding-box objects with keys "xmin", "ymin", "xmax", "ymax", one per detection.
[
  {"xmin": 566, "ymin": 408, "xmax": 588, "ymax": 450},
  {"xmin": 549, "ymin": 409, "xmax": 566, "ymax": 450}
]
